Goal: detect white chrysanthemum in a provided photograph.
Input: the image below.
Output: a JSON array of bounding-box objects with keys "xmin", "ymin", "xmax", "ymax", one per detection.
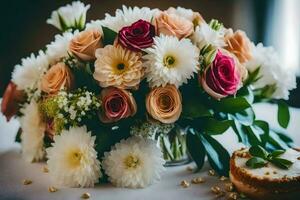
[
  {"xmin": 245, "ymin": 43, "xmax": 296, "ymax": 99},
  {"xmin": 192, "ymin": 23, "xmax": 226, "ymax": 50},
  {"xmin": 101, "ymin": 5, "xmax": 158, "ymax": 32},
  {"xmin": 103, "ymin": 136, "xmax": 165, "ymax": 188},
  {"xmin": 20, "ymin": 100, "xmax": 46, "ymax": 162},
  {"xmin": 46, "ymin": 31, "xmax": 76, "ymax": 64},
  {"xmin": 46, "ymin": 126, "xmax": 101, "ymax": 187},
  {"xmin": 47, "ymin": 1, "xmax": 90, "ymax": 31},
  {"xmin": 143, "ymin": 35, "xmax": 199, "ymax": 88},
  {"xmin": 85, "ymin": 20, "xmax": 103, "ymax": 34},
  {"xmin": 12, "ymin": 51, "xmax": 49, "ymax": 91}
]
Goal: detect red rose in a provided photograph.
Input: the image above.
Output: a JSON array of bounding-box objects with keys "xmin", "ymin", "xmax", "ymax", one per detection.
[
  {"xmin": 118, "ymin": 19, "xmax": 155, "ymax": 51},
  {"xmin": 1, "ymin": 82, "xmax": 24, "ymax": 121},
  {"xmin": 99, "ymin": 87, "xmax": 137, "ymax": 123},
  {"xmin": 201, "ymin": 50, "xmax": 241, "ymax": 99}
]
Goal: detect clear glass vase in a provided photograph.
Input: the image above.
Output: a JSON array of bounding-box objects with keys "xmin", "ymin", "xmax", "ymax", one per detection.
[{"xmin": 157, "ymin": 127, "xmax": 190, "ymax": 166}]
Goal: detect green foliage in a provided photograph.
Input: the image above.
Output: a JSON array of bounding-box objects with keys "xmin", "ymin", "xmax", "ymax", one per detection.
[
  {"xmin": 102, "ymin": 26, "xmax": 117, "ymax": 46},
  {"xmin": 186, "ymin": 129, "xmax": 206, "ymax": 171},
  {"xmin": 277, "ymin": 100, "xmax": 290, "ymax": 129},
  {"xmin": 187, "ymin": 128, "xmax": 230, "ymax": 176},
  {"xmin": 246, "ymin": 145, "xmax": 293, "ymax": 169},
  {"xmin": 210, "ymin": 96, "xmax": 251, "ymax": 113}
]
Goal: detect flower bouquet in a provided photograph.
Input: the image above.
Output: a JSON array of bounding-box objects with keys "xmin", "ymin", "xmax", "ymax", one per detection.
[{"xmin": 1, "ymin": 1, "xmax": 297, "ymax": 188}]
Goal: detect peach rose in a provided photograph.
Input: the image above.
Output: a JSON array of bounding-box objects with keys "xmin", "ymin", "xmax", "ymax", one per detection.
[
  {"xmin": 1, "ymin": 82, "xmax": 25, "ymax": 121},
  {"xmin": 146, "ymin": 85, "xmax": 182, "ymax": 124},
  {"xmin": 69, "ymin": 29, "xmax": 102, "ymax": 61},
  {"xmin": 41, "ymin": 62, "xmax": 74, "ymax": 95},
  {"xmin": 154, "ymin": 11, "xmax": 194, "ymax": 39},
  {"xmin": 225, "ymin": 29, "xmax": 252, "ymax": 63},
  {"xmin": 99, "ymin": 87, "xmax": 137, "ymax": 123}
]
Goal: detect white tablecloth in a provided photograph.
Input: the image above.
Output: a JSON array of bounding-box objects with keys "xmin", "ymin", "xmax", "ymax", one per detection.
[{"xmin": 0, "ymin": 103, "xmax": 299, "ymax": 200}]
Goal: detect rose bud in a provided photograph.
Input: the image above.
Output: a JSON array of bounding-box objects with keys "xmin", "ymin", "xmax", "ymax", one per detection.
[
  {"xmin": 1, "ymin": 82, "xmax": 24, "ymax": 121},
  {"xmin": 146, "ymin": 84, "xmax": 182, "ymax": 124},
  {"xmin": 118, "ymin": 19, "xmax": 155, "ymax": 51},
  {"xmin": 225, "ymin": 29, "xmax": 252, "ymax": 63},
  {"xmin": 154, "ymin": 11, "xmax": 194, "ymax": 39},
  {"xmin": 99, "ymin": 87, "xmax": 137, "ymax": 123},
  {"xmin": 41, "ymin": 62, "xmax": 74, "ymax": 95},
  {"xmin": 69, "ymin": 29, "xmax": 102, "ymax": 61},
  {"xmin": 200, "ymin": 49, "xmax": 242, "ymax": 100}
]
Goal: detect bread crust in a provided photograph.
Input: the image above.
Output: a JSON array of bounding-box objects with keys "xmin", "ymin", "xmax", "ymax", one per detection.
[{"xmin": 230, "ymin": 149, "xmax": 300, "ymax": 200}]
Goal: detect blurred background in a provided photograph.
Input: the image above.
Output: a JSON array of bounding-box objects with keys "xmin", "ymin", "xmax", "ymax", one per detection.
[{"xmin": 0, "ymin": 0, "xmax": 299, "ymax": 106}]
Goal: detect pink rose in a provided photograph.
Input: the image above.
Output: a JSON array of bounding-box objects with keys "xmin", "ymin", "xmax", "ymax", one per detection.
[
  {"xmin": 200, "ymin": 50, "xmax": 241, "ymax": 99},
  {"xmin": 118, "ymin": 19, "xmax": 155, "ymax": 51},
  {"xmin": 154, "ymin": 11, "xmax": 194, "ymax": 39},
  {"xmin": 1, "ymin": 82, "xmax": 24, "ymax": 121},
  {"xmin": 99, "ymin": 87, "xmax": 137, "ymax": 123}
]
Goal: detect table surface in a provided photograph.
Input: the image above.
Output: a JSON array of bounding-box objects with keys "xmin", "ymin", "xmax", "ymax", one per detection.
[{"xmin": 0, "ymin": 103, "xmax": 299, "ymax": 200}]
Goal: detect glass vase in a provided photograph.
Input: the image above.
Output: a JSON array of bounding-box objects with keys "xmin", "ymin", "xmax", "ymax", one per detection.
[{"xmin": 157, "ymin": 127, "xmax": 190, "ymax": 166}]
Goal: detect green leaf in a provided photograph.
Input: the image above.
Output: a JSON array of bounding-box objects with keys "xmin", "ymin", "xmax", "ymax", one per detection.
[
  {"xmin": 237, "ymin": 86, "xmax": 254, "ymax": 104},
  {"xmin": 204, "ymin": 48, "xmax": 217, "ymax": 66},
  {"xmin": 230, "ymin": 119, "xmax": 249, "ymax": 145},
  {"xmin": 244, "ymin": 66, "xmax": 262, "ymax": 86},
  {"xmin": 200, "ymin": 118, "xmax": 232, "ymax": 135},
  {"xmin": 246, "ymin": 157, "xmax": 268, "ymax": 168},
  {"xmin": 182, "ymin": 98, "xmax": 211, "ymax": 119},
  {"xmin": 200, "ymin": 133, "xmax": 230, "ymax": 176},
  {"xmin": 230, "ymin": 107, "xmax": 255, "ymax": 126},
  {"xmin": 274, "ymin": 130, "xmax": 294, "ymax": 145},
  {"xmin": 211, "ymin": 97, "xmax": 251, "ymax": 113},
  {"xmin": 186, "ymin": 128, "xmax": 206, "ymax": 171},
  {"xmin": 58, "ymin": 13, "xmax": 68, "ymax": 31},
  {"xmin": 15, "ymin": 128, "xmax": 22, "ymax": 143},
  {"xmin": 270, "ymin": 157, "xmax": 293, "ymax": 169},
  {"xmin": 277, "ymin": 100, "xmax": 290, "ymax": 129},
  {"xmin": 244, "ymin": 125, "xmax": 263, "ymax": 146},
  {"xmin": 102, "ymin": 26, "xmax": 118, "ymax": 46},
  {"xmin": 267, "ymin": 130, "xmax": 289, "ymax": 150},
  {"xmin": 249, "ymin": 145, "xmax": 268, "ymax": 159},
  {"xmin": 253, "ymin": 120, "xmax": 269, "ymax": 147},
  {"xmin": 270, "ymin": 150, "xmax": 285, "ymax": 158}
]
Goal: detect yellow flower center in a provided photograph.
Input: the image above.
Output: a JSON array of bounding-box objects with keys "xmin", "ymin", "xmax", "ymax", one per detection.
[
  {"xmin": 113, "ymin": 62, "xmax": 128, "ymax": 75},
  {"xmin": 124, "ymin": 155, "xmax": 140, "ymax": 169},
  {"xmin": 67, "ymin": 149, "xmax": 83, "ymax": 168},
  {"xmin": 164, "ymin": 55, "xmax": 176, "ymax": 68}
]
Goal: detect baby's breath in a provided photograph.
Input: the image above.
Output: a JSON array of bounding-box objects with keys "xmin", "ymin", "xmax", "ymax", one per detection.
[
  {"xmin": 130, "ymin": 121, "xmax": 174, "ymax": 138},
  {"xmin": 40, "ymin": 88, "xmax": 101, "ymax": 133}
]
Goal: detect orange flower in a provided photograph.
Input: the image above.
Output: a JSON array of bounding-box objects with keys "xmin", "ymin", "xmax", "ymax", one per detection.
[
  {"xmin": 154, "ymin": 11, "xmax": 194, "ymax": 39},
  {"xmin": 69, "ymin": 29, "xmax": 102, "ymax": 61},
  {"xmin": 225, "ymin": 29, "xmax": 252, "ymax": 63},
  {"xmin": 41, "ymin": 62, "xmax": 74, "ymax": 95},
  {"xmin": 99, "ymin": 87, "xmax": 137, "ymax": 123},
  {"xmin": 1, "ymin": 82, "xmax": 24, "ymax": 121},
  {"xmin": 146, "ymin": 85, "xmax": 182, "ymax": 124}
]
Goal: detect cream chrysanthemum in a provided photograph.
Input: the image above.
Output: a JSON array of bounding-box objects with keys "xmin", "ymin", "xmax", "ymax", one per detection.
[
  {"xmin": 102, "ymin": 136, "xmax": 165, "ymax": 188},
  {"xmin": 143, "ymin": 35, "xmax": 199, "ymax": 88},
  {"xmin": 192, "ymin": 23, "xmax": 226, "ymax": 50},
  {"xmin": 12, "ymin": 51, "xmax": 49, "ymax": 91},
  {"xmin": 101, "ymin": 5, "xmax": 158, "ymax": 32},
  {"xmin": 20, "ymin": 100, "xmax": 46, "ymax": 162},
  {"xmin": 46, "ymin": 31, "xmax": 76, "ymax": 64},
  {"xmin": 93, "ymin": 45, "xmax": 144, "ymax": 89},
  {"xmin": 46, "ymin": 126, "xmax": 101, "ymax": 187}
]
